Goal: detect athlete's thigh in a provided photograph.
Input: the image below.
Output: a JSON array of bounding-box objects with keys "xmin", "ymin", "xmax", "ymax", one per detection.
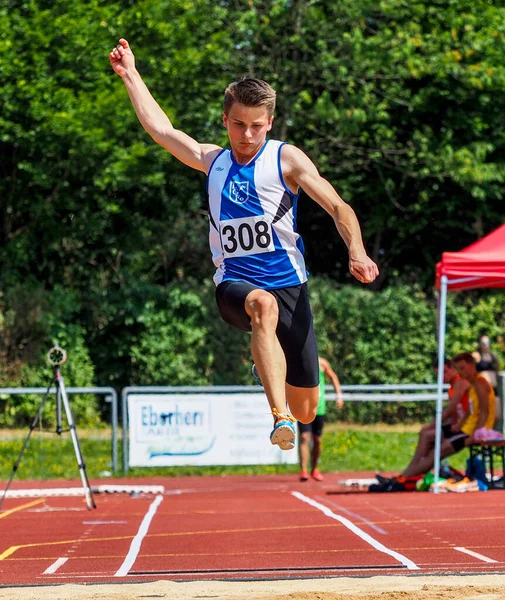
[
  {"xmin": 441, "ymin": 436, "xmax": 458, "ymax": 457},
  {"xmin": 286, "ymin": 383, "xmax": 319, "ymax": 424},
  {"xmin": 215, "ymin": 280, "xmax": 258, "ymax": 331},
  {"xmin": 271, "ymin": 283, "xmax": 319, "ymax": 388},
  {"xmin": 420, "ymin": 427, "xmax": 436, "ymax": 443}
]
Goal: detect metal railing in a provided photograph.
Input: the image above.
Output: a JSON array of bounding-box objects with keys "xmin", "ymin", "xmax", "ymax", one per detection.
[
  {"xmin": 0, "ymin": 387, "xmax": 118, "ymax": 473},
  {"xmin": 330, "ymin": 383, "xmax": 449, "ymax": 402},
  {"xmin": 4, "ymin": 374, "xmax": 503, "ymax": 475}
]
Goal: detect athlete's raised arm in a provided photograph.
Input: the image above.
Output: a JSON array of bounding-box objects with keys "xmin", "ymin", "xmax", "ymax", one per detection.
[
  {"xmin": 281, "ymin": 145, "xmax": 379, "ymax": 284},
  {"xmin": 109, "ymin": 39, "xmax": 221, "ymax": 173}
]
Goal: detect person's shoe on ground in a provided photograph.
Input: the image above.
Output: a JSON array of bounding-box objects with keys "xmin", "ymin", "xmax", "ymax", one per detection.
[
  {"xmin": 311, "ymin": 468, "xmax": 324, "ymax": 482},
  {"xmin": 369, "ymin": 477, "xmax": 401, "ymax": 492},
  {"xmin": 375, "ymin": 473, "xmax": 394, "ymax": 485},
  {"xmin": 431, "ymin": 477, "xmax": 454, "ymax": 491},
  {"xmin": 432, "ymin": 476, "xmax": 480, "ymax": 493},
  {"xmin": 300, "ymin": 470, "xmax": 309, "ymax": 482},
  {"xmin": 270, "ymin": 408, "xmax": 296, "ymax": 450},
  {"xmin": 368, "ymin": 474, "xmax": 422, "ymax": 492}
]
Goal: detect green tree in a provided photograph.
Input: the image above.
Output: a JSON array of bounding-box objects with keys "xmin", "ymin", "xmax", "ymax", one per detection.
[
  {"xmin": 1, "ymin": 0, "xmax": 504, "ymax": 394},
  {"xmin": 226, "ymin": 0, "xmax": 505, "ymax": 286},
  {"xmin": 0, "ymin": 284, "xmax": 97, "ymax": 426}
]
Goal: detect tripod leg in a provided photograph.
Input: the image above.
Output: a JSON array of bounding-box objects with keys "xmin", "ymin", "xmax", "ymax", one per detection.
[
  {"xmin": 56, "ymin": 382, "xmax": 63, "ymax": 435},
  {"xmin": 0, "ymin": 378, "xmax": 55, "ymax": 511},
  {"xmin": 56, "ymin": 374, "xmax": 97, "ymax": 510}
]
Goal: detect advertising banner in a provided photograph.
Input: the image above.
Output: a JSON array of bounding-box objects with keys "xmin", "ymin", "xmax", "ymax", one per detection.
[{"xmin": 127, "ymin": 393, "xmax": 298, "ymax": 467}]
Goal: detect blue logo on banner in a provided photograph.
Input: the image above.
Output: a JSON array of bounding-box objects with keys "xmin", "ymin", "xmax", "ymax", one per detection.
[{"xmin": 138, "ymin": 401, "xmax": 215, "ymax": 457}]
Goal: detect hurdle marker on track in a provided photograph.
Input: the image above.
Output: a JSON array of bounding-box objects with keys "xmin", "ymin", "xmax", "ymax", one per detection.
[
  {"xmin": 115, "ymin": 494, "xmax": 164, "ymax": 577},
  {"xmin": 292, "ymin": 491, "xmax": 419, "ymax": 570}
]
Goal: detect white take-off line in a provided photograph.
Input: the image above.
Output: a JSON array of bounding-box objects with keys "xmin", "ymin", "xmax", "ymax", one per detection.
[
  {"xmin": 454, "ymin": 546, "xmax": 498, "ymax": 563},
  {"xmin": 291, "ymin": 491, "xmax": 419, "ymax": 570},
  {"xmin": 43, "ymin": 557, "xmax": 69, "ymax": 575},
  {"xmin": 114, "ymin": 494, "xmax": 164, "ymax": 577}
]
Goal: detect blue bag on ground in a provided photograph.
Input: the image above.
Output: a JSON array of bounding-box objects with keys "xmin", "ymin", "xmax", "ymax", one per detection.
[{"xmin": 466, "ymin": 455, "xmax": 487, "ymax": 485}]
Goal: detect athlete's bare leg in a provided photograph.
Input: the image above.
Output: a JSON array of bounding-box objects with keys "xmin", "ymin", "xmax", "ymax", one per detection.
[
  {"xmin": 299, "ymin": 431, "xmax": 312, "ymax": 475},
  {"xmin": 402, "ymin": 424, "xmax": 436, "ymax": 474},
  {"xmin": 401, "ymin": 438, "xmax": 455, "ymax": 478},
  {"xmin": 245, "ymin": 289, "xmax": 288, "ymax": 418},
  {"xmin": 311, "ymin": 433, "xmax": 322, "ymax": 470},
  {"xmin": 286, "ymin": 383, "xmax": 318, "ymax": 423}
]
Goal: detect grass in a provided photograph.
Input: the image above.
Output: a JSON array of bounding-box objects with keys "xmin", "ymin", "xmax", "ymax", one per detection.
[{"xmin": 0, "ymin": 423, "xmax": 469, "ymax": 481}]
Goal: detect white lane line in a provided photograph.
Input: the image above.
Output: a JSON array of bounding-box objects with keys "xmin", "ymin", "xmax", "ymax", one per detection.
[
  {"xmin": 292, "ymin": 491, "xmax": 419, "ymax": 570},
  {"xmin": 316, "ymin": 495, "xmax": 388, "ymax": 535},
  {"xmin": 114, "ymin": 494, "xmax": 163, "ymax": 577},
  {"xmin": 43, "ymin": 557, "xmax": 68, "ymax": 574},
  {"xmin": 454, "ymin": 547, "xmax": 498, "ymax": 563}
]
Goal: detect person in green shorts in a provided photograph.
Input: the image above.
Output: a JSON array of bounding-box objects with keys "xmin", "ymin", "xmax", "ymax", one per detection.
[{"xmin": 298, "ymin": 357, "xmax": 343, "ymax": 481}]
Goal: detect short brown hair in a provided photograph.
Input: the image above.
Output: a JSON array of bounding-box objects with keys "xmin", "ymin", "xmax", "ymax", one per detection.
[
  {"xmin": 452, "ymin": 352, "xmax": 476, "ymax": 365},
  {"xmin": 432, "ymin": 357, "xmax": 454, "ymax": 369},
  {"xmin": 223, "ymin": 77, "xmax": 276, "ymax": 116}
]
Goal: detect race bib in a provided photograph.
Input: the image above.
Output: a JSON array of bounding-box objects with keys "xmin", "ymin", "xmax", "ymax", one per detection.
[{"xmin": 220, "ymin": 215, "xmax": 275, "ymax": 258}]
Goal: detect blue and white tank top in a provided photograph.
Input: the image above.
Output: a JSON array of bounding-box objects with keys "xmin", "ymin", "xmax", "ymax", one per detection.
[{"xmin": 207, "ymin": 139, "xmax": 307, "ymax": 289}]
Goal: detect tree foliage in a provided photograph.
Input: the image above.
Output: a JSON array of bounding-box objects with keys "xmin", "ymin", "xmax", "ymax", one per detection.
[
  {"xmin": 0, "ymin": 0, "xmax": 504, "ymax": 412},
  {"xmin": 230, "ymin": 0, "xmax": 505, "ymax": 285}
]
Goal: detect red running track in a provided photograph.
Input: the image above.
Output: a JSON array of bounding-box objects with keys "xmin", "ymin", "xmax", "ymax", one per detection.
[{"xmin": 1, "ymin": 473, "xmax": 505, "ymax": 586}]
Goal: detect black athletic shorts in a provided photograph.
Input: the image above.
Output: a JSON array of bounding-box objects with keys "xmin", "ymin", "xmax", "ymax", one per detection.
[
  {"xmin": 298, "ymin": 414, "xmax": 325, "ymax": 437},
  {"xmin": 215, "ymin": 280, "xmax": 319, "ymax": 388},
  {"xmin": 442, "ymin": 423, "xmax": 469, "ymax": 453}
]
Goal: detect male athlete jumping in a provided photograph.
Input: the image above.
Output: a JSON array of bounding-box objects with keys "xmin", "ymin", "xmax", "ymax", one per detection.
[{"xmin": 110, "ymin": 39, "xmax": 379, "ymax": 451}]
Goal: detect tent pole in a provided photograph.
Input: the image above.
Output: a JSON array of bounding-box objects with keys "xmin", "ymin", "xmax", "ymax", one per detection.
[{"xmin": 434, "ymin": 275, "xmax": 448, "ymax": 494}]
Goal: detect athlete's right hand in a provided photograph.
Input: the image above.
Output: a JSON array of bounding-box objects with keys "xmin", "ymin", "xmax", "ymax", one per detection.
[
  {"xmin": 109, "ymin": 38, "xmax": 135, "ymax": 77},
  {"xmin": 349, "ymin": 252, "xmax": 379, "ymax": 285}
]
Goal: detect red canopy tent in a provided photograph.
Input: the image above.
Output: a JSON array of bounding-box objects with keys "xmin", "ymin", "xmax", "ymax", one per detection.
[
  {"xmin": 436, "ymin": 223, "xmax": 505, "ymax": 291},
  {"xmin": 433, "ymin": 223, "xmax": 505, "ymax": 491}
]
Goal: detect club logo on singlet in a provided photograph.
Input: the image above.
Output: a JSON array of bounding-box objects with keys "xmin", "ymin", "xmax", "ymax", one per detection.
[{"xmin": 230, "ymin": 181, "xmax": 249, "ymax": 204}]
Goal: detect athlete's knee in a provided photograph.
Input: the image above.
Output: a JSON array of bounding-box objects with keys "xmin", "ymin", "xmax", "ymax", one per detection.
[
  {"xmin": 419, "ymin": 424, "xmax": 434, "ymax": 440},
  {"xmin": 292, "ymin": 404, "xmax": 317, "ymax": 424},
  {"xmin": 246, "ymin": 291, "xmax": 278, "ymax": 326},
  {"xmin": 299, "ymin": 432, "xmax": 311, "ymax": 446},
  {"xmin": 441, "ymin": 440, "xmax": 456, "ymax": 457},
  {"xmin": 420, "ymin": 424, "xmax": 432, "ymax": 435}
]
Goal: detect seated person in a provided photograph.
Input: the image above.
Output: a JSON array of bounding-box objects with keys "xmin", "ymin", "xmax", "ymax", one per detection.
[
  {"xmin": 371, "ymin": 353, "xmax": 494, "ymax": 491},
  {"xmin": 392, "ymin": 358, "xmax": 470, "ymax": 479}
]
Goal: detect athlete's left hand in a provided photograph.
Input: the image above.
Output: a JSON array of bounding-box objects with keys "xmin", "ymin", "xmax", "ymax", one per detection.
[{"xmin": 349, "ymin": 253, "xmax": 379, "ymax": 284}]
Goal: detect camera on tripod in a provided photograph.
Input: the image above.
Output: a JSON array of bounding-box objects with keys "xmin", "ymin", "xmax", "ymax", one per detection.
[
  {"xmin": 47, "ymin": 346, "xmax": 67, "ymax": 367},
  {"xmin": 0, "ymin": 345, "xmax": 96, "ymax": 511}
]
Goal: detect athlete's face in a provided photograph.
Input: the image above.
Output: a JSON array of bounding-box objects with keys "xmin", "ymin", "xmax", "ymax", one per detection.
[
  {"xmin": 441, "ymin": 364, "xmax": 456, "ymax": 384},
  {"xmin": 479, "ymin": 336, "xmax": 491, "ymax": 350},
  {"xmin": 454, "ymin": 360, "xmax": 476, "ymax": 381},
  {"xmin": 223, "ymin": 103, "xmax": 273, "ymax": 159}
]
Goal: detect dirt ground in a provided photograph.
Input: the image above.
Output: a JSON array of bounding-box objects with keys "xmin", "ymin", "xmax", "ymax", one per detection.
[{"xmin": 1, "ymin": 574, "xmax": 505, "ymax": 600}]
